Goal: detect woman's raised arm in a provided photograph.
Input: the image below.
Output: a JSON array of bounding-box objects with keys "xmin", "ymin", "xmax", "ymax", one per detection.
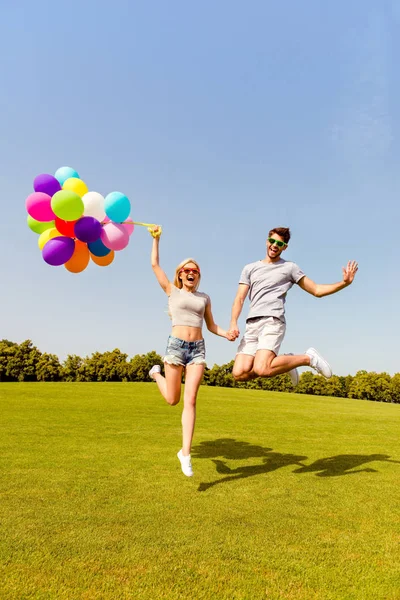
[{"xmin": 149, "ymin": 226, "xmax": 171, "ymax": 295}]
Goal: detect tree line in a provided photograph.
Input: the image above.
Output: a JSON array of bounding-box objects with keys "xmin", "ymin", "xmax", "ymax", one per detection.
[{"xmin": 1, "ymin": 339, "xmax": 399, "ymax": 403}]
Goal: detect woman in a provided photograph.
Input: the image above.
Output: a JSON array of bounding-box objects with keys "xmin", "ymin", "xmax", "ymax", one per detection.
[{"xmin": 148, "ymin": 226, "xmax": 235, "ymax": 477}]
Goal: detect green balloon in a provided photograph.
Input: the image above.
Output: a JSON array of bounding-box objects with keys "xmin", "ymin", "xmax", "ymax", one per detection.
[
  {"xmin": 27, "ymin": 215, "xmax": 55, "ymax": 234},
  {"xmin": 51, "ymin": 190, "xmax": 84, "ymax": 221}
]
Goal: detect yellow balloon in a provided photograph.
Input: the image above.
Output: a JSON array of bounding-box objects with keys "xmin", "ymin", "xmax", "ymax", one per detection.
[
  {"xmin": 62, "ymin": 177, "xmax": 89, "ymax": 198},
  {"xmin": 38, "ymin": 227, "xmax": 61, "ymax": 250}
]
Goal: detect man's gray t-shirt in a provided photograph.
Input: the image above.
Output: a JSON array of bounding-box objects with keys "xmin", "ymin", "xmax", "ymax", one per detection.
[{"xmin": 239, "ymin": 259, "xmax": 305, "ymax": 323}]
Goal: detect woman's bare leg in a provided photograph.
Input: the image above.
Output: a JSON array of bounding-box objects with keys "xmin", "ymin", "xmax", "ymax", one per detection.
[
  {"xmin": 152, "ymin": 363, "xmax": 183, "ymax": 406},
  {"xmin": 181, "ymin": 364, "xmax": 205, "ymax": 455}
]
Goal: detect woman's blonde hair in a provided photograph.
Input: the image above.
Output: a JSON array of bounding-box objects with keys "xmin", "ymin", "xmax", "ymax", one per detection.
[{"xmin": 173, "ymin": 258, "xmax": 201, "ymax": 292}]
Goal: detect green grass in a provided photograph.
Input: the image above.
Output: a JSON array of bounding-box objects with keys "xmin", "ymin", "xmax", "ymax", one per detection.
[{"xmin": 1, "ymin": 383, "xmax": 400, "ymax": 600}]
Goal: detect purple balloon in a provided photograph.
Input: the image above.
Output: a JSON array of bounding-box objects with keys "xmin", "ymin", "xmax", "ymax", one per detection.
[
  {"xmin": 42, "ymin": 236, "xmax": 75, "ymax": 266},
  {"xmin": 34, "ymin": 174, "xmax": 62, "ymax": 197},
  {"xmin": 74, "ymin": 216, "xmax": 102, "ymax": 243}
]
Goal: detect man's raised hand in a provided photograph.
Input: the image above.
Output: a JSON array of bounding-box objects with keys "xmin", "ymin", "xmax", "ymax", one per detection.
[{"xmin": 342, "ymin": 260, "xmax": 358, "ymax": 285}]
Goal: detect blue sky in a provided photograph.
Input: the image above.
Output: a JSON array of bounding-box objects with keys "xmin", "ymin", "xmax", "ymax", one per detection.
[{"xmin": 1, "ymin": 0, "xmax": 399, "ymax": 376}]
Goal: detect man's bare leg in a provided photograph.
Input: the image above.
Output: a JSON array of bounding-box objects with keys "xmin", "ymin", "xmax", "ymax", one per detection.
[
  {"xmin": 233, "ymin": 349, "xmax": 332, "ymax": 381},
  {"xmin": 253, "ymin": 350, "xmax": 310, "ymax": 378},
  {"xmin": 232, "ymin": 354, "xmax": 259, "ymax": 381},
  {"xmin": 232, "ymin": 351, "xmax": 310, "ymax": 381}
]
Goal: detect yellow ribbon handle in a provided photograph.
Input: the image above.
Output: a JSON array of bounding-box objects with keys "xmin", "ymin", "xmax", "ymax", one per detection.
[
  {"xmin": 147, "ymin": 225, "xmax": 162, "ymax": 238},
  {"xmin": 121, "ymin": 221, "xmax": 162, "ymax": 238}
]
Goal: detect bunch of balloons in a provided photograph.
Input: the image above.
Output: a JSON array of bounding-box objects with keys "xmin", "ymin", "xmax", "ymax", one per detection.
[{"xmin": 25, "ymin": 166, "xmax": 141, "ymax": 273}]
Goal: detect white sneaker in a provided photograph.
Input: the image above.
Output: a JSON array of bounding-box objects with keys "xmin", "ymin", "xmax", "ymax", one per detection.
[
  {"xmin": 305, "ymin": 348, "xmax": 332, "ymax": 378},
  {"xmin": 149, "ymin": 365, "xmax": 161, "ymax": 379},
  {"xmin": 177, "ymin": 449, "xmax": 193, "ymax": 477},
  {"xmin": 285, "ymin": 353, "xmax": 299, "ymax": 386}
]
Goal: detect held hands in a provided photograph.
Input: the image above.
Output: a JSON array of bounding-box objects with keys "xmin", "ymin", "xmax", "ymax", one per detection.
[
  {"xmin": 229, "ymin": 322, "xmax": 240, "ymax": 341},
  {"xmin": 148, "ymin": 225, "xmax": 162, "ymax": 239},
  {"xmin": 342, "ymin": 260, "xmax": 358, "ymax": 285},
  {"xmin": 226, "ymin": 329, "xmax": 239, "ymax": 342}
]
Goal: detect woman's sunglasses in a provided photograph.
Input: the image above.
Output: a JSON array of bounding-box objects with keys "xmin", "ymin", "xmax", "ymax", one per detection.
[
  {"xmin": 180, "ymin": 268, "xmax": 200, "ymax": 275},
  {"xmin": 267, "ymin": 237, "xmax": 287, "ymax": 248}
]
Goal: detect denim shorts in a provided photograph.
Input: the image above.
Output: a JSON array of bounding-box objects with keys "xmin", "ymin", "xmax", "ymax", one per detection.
[{"xmin": 164, "ymin": 336, "xmax": 206, "ymax": 367}]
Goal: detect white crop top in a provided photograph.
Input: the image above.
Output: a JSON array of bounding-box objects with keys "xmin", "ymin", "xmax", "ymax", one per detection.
[{"xmin": 168, "ymin": 285, "xmax": 210, "ymax": 328}]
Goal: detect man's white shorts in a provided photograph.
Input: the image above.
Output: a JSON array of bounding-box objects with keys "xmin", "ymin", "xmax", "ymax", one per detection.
[{"xmin": 236, "ymin": 316, "xmax": 286, "ymax": 357}]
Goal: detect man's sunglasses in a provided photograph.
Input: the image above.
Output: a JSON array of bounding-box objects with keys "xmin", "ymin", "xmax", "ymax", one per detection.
[
  {"xmin": 267, "ymin": 237, "xmax": 287, "ymax": 248},
  {"xmin": 180, "ymin": 268, "xmax": 200, "ymax": 275}
]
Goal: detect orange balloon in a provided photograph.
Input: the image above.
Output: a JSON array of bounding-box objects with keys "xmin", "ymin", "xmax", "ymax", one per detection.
[
  {"xmin": 65, "ymin": 241, "xmax": 90, "ymax": 273},
  {"xmin": 90, "ymin": 251, "xmax": 115, "ymax": 266}
]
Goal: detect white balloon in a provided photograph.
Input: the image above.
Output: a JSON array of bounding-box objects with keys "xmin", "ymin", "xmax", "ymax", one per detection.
[{"xmin": 82, "ymin": 191, "xmax": 106, "ymax": 222}]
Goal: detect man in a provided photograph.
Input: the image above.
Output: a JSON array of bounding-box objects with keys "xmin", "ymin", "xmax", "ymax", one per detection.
[{"xmin": 230, "ymin": 227, "xmax": 358, "ymax": 384}]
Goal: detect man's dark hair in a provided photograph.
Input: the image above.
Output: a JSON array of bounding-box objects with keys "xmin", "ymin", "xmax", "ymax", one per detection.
[{"xmin": 268, "ymin": 227, "xmax": 291, "ymax": 244}]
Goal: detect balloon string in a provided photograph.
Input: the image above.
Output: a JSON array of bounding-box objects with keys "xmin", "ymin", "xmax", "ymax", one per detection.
[
  {"xmin": 124, "ymin": 221, "xmax": 158, "ymax": 227},
  {"xmin": 101, "ymin": 220, "xmax": 159, "ymax": 227}
]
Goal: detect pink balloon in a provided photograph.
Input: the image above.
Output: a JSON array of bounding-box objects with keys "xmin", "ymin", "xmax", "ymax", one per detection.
[
  {"xmin": 123, "ymin": 216, "xmax": 135, "ymax": 236},
  {"xmin": 26, "ymin": 192, "xmax": 56, "ymax": 222},
  {"xmin": 101, "ymin": 222, "xmax": 130, "ymax": 251}
]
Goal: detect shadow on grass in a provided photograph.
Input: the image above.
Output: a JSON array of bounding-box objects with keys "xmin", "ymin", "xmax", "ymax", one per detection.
[
  {"xmin": 293, "ymin": 454, "xmax": 400, "ymax": 477},
  {"xmin": 193, "ymin": 439, "xmax": 400, "ymax": 492},
  {"xmin": 193, "ymin": 439, "xmax": 307, "ymax": 492}
]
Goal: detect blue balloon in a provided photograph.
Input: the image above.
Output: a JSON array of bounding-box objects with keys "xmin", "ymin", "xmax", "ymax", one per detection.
[
  {"xmin": 104, "ymin": 191, "xmax": 131, "ymax": 223},
  {"xmin": 54, "ymin": 166, "xmax": 80, "ymax": 186},
  {"xmin": 88, "ymin": 238, "xmax": 111, "ymax": 257}
]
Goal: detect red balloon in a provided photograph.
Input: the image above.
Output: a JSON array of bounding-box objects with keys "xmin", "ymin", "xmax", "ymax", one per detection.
[{"xmin": 55, "ymin": 217, "xmax": 78, "ymax": 237}]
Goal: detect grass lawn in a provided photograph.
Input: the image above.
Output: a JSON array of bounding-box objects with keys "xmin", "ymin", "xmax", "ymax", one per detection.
[{"xmin": 1, "ymin": 383, "xmax": 399, "ymax": 600}]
